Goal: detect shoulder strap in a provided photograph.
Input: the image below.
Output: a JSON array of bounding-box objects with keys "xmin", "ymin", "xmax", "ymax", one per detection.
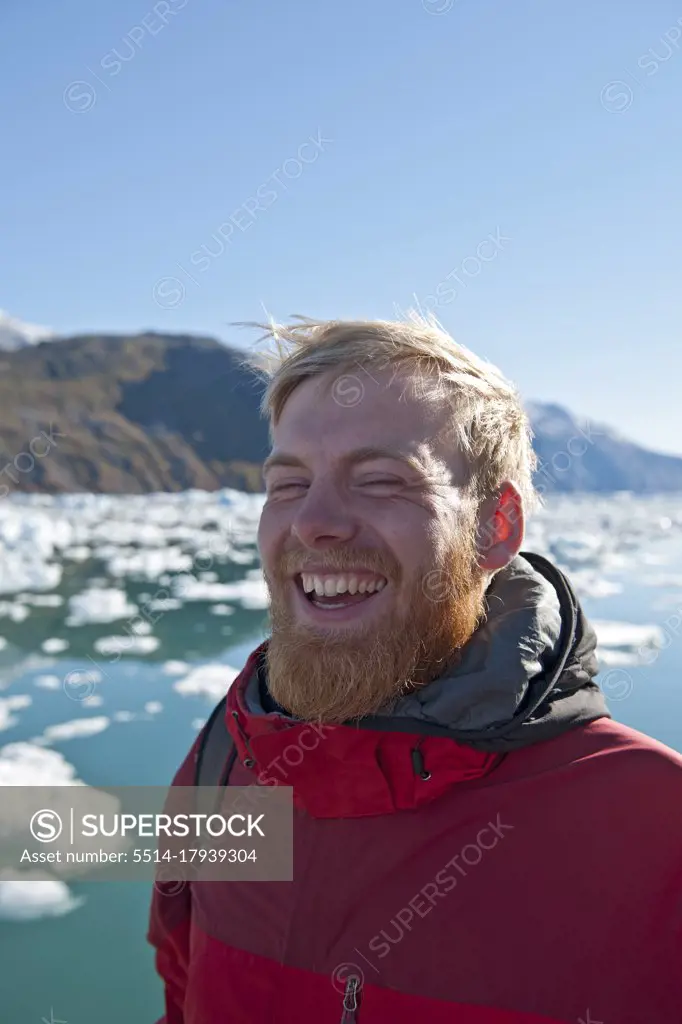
[{"xmin": 194, "ymin": 695, "xmax": 235, "ymax": 788}]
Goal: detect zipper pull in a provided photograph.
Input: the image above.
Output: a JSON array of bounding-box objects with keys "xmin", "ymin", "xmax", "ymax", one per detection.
[{"xmin": 339, "ymin": 974, "xmax": 361, "ymax": 1023}]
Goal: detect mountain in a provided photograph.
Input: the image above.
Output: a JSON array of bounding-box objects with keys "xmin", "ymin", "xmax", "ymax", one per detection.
[
  {"xmin": 0, "ymin": 331, "xmax": 270, "ymax": 494},
  {"xmin": 0, "ymin": 310, "xmax": 54, "ymax": 351},
  {"xmin": 526, "ymin": 401, "xmax": 682, "ymax": 494},
  {"xmin": 0, "ymin": 328, "xmax": 680, "ymax": 496}
]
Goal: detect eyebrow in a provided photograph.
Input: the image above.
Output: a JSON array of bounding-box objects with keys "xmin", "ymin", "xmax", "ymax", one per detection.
[{"xmin": 261, "ymin": 445, "xmax": 431, "ymax": 478}]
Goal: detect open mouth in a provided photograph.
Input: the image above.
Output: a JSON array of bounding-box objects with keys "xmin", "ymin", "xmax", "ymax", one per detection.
[{"xmin": 295, "ymin": 572, "xmax": 388, "ymax": 611}]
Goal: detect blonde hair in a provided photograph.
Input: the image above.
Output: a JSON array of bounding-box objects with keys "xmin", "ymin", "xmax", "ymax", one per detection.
[{"xmin": 241, "ymin": 312, "xmax": 538, "ymax": 510}]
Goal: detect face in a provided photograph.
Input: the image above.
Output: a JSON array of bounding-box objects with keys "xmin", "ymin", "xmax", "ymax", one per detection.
[{"xmin": 257, "ymin": 365, "xmax": 512, "ymax": 724}]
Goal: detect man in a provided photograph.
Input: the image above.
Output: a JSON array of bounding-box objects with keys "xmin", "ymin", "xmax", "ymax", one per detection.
[{"xmin": 148, "ymin": 316, "xmax": 682, "ymax": 1023}]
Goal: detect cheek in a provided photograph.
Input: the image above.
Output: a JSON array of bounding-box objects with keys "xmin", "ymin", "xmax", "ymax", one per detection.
[
  {"xmin": 257, "ymin": 506, "xmax": 287, "ymax": 566},
  {"xmin": 379, "ymin": 509, "xmax": 439, "ymax": 574}
]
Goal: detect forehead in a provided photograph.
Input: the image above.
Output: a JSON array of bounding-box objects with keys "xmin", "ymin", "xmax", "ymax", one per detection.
[{"xmin": 272, "ymin": 365, "xmax": 453, "ymax": 463}]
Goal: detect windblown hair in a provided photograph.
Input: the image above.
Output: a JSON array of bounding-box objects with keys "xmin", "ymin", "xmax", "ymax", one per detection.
[{"xmin": 240, "ymin": 312, "xmax": 538, "ymax": 510}]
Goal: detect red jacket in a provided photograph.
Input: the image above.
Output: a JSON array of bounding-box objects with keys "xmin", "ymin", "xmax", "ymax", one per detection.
[{"xmin": 148, "ymin": 554, "xmax": 682, "ymax": 1022}]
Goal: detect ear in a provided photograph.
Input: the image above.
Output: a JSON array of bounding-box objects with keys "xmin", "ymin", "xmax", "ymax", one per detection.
[{"xmin": 475, "ymin": 482, "xmax": 524, "ymax": 572}]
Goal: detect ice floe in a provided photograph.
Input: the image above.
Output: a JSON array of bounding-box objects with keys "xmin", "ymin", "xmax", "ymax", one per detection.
[
  {"xmin": 162, "ymin": 660, "xmax": 189, "ymax": 675},
  {"xmin": 41, "ymin": 638, "xmax": 69, "ymax": 654},
  {"xmin": 173, "ymin": 663, "xmax": 240, "ymax": 700},
  {"xmin": 66, "ymin": 586, "xmax": 137, "ymax": 627},
  {"xmin": 0, "ymin": 601, "xmax": 30, "ymax": 622},
  {"xmin": 210, "ymin": 604, "xmax": 235, "ymax": 616},
  {"xmin": 174, "ymin": 575, "xmax": 269, "ymax": 609},
  {"xmin": 18, "ymin": 593, "xmax": 64, "ymax": 607},
  {"xmin": 0, "ymin": 694, "xmax": 32, "ymax": 731},
  {"xmin": 93, "ymin": 635, "xmax": 160, "ymax": 657},
  {"xmin": 34, "ymin": 674, "xmax": 61, "ymax": 690},
  {"xmin": 35, "ymin": 716, "xmax": 111, "ymax": 744},
  {"xmin": 0, "ymin": 740, "xmax": 81, "ymax": 785},
  {"xmin": 594, "ymin": 618, "xmax": 665, "ymax": 669},
  {"xmin": 0, "ymin": 741, "xmax": 129, "ymax": 900},
  {"xmin": 593, "ymin": 620, "xmax": 664, "ymax": 649},
  {"xmin": 0, "ymin": 874, "xmax": 85, "ymax": 921}
]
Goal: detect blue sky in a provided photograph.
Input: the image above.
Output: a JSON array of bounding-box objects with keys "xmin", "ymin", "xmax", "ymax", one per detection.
[{"xmin": 2, "ymin": 0, "xmax": 681, "ymax": 452}]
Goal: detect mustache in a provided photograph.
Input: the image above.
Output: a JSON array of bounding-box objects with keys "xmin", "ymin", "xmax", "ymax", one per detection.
[{"xmin": 274, "ymin": 548, "xmax": 400, "ymax": 579}]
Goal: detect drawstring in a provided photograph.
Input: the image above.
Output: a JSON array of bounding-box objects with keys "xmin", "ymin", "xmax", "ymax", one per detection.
[
  {"xmin": 231, "ymin": 710, "xmax": 257, "ymax": 769},
  {"xmin": 411, "ymin": 741, "xmax": 431, "ymax": 781},
  {"xmin": 339, "ymin": 975, "xmax": 361, "ymax": 1023}
]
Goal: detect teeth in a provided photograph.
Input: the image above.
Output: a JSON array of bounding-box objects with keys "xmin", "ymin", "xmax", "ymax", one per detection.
[{"xmin": 299, "ymin": 573, "xmax": 387, "ymax": 597}]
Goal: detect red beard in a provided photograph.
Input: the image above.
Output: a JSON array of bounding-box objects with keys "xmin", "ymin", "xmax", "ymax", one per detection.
[{"xmin": 264, "ymin": 529, "xmax": 486, "ymax": 724}]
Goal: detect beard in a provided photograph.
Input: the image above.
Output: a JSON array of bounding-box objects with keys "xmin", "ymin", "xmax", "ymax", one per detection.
[{"xmin": 263, "ymin": 521, "xmax": 487, "ymax": 725}]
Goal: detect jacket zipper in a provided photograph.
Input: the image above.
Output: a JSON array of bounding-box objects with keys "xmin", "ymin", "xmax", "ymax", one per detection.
[{"xmin": 339, "ymin": 975, "xmax": 361, "ymax": 1023}]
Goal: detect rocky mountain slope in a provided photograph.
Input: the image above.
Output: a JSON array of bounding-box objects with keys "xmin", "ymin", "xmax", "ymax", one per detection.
[{"xmin": 0, "ymin": 330, "xmax": 680, "ymax": 496}]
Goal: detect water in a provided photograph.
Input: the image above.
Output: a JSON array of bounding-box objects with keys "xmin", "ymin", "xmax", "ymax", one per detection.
[{"xmin": 1, "ymin": 491, "xmax": 681, "ymax": 1022}]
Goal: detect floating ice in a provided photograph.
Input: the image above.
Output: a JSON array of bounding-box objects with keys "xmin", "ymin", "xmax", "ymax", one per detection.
[
  {"xmin": 41, "ymin": 638, "xmax": 69, "ymax": 654},
  {"xmin": 0, "ymin": 637, "xmax": 7, "ymax": 651},
  {"xmin": 0, "ymin": 741, "xmax": 127, "ymax": 886},
  {"xmin": 0, "ymin": 740, "xmax": 82, "ymax": 785},
  {"xmin": 0, "ymin": 875, "xmax": 85, "ymax": 921},
  {"xmin": 106, "ymin": 546, "xmax": 193, "ymax": 580},
  {"xmin": 0, "ymin": 601, "xmax": 29, "ymax": 621},
  {"xmin": 162, "ymin": 660, "xmax": 189, "ymax": 675},
  {"xmin": 210, "ymin": 604, "xmax": 235, "ymax": 616},
  {"xmin": 172, "ymin": 575, "xmax": 242, "ymax": 602},
  {"xmin": 174, "ymin": 575, "xmax": 269, "ymax": 609},
  {"xmin": 145, "ymin": 701, "xmax": 163, "ymax": 714},
  {"xmin": 592, "ymin": 620, "xmax": 664, "ymax": 649},
  {"xmin": 37, "ymin": 716, "xmax": 111, "ymax": 743},
  {"xmin": 34, "ymin": 674, "xmax": 61, "ymax": 690},
  {"xmin": 145, "ymin": 597, "xmax": 182, "ymax": 613},
  {"xmin": 174, "ymin": 663, "xmax": 240, "ymax": 700},
  {"xmin": 0, "ymin": 695, "xmax": 32, "ymax": 731},
  {"xmin": 17, "ymin": 592, "xmax": 64, "ymax": 607},
  {"xmin": 93, "ymin": 635, "xmax": 159, "ymax": 657},
  {"xmin": 62, "ymin": 546, "xmax": 92, "ymax": 561},
  {"xmin": 0, "ymin": 555, "xmax": 62, "ymax": 596},
  {"xmin": 598, "ymin": 649, "xmax": 642, "ymax": 667},
  {"xmin": 563, "ymin": 572, "xmax": 622, "ymax": 600},
  {"xmin": 66, "ymin": 586, "xmax": 137, "ymax": 627}
]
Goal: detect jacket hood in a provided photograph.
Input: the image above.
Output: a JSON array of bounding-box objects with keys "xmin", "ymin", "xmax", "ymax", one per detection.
[{"xmin": 243, "ymin": 551, "xmax": 610, "ymax": 754}]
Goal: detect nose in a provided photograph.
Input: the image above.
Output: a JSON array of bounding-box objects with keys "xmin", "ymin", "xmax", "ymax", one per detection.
[{"xmin": 291, "ymin": 480, "xmax": 359, "ymax": 549}]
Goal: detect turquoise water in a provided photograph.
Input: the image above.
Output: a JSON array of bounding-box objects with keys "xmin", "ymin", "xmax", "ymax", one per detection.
[{"xmin": 1, "ymin": 495, "xmax": 682, "ymax": 1023}]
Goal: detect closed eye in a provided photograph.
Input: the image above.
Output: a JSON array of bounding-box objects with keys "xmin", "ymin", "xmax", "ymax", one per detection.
[
  {"xmin": 357, "ymin": 478, "xmax": 403, "ymax": 488},
  {"xmin": 269, "ymin": 481, "xmax": 309, "ymax": 495}
]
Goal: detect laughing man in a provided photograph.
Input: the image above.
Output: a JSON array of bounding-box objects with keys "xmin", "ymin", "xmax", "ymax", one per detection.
[{"xmin": 149, "ymin": 316, "xmax": 682, "ymax": 1023}]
